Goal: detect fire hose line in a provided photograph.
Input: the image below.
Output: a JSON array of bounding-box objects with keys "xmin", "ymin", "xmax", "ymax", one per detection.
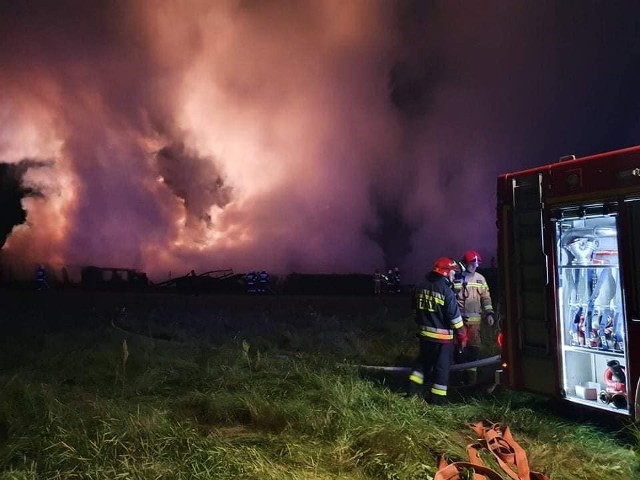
[
  {"xmin": 111, "ymin": 314, "xmax": 502, "ymax": 375},
  {"xmin": 344, "ymin": 354, "xmax": 501, "ymax": 373}
]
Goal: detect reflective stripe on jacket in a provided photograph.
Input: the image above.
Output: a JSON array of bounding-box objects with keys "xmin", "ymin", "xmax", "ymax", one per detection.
[
  {"xmin": 453, "ymin": 271, "xmax": 493, "ymax": 324},
  {"xmin": 413, "ymin": 272, "xmax": 464, "ymax": 343}
]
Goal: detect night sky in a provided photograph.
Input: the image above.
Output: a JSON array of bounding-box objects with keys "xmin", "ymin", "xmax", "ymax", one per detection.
[{"xmin": 1, "ymin": 1, "xmax": 640, "ymax": 282}]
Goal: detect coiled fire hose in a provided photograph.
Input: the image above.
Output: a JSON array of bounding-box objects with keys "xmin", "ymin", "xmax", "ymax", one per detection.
[{"xmin": 435, "ymin": 421, "xmax": 550, "ymax": 480}]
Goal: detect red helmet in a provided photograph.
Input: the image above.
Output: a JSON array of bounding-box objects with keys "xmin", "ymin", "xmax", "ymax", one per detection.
[
  {"xmin": 433, "ymin": 257, "xmax": 461, "ymax": 277},
  {"xmin": 462, "ymin": 250, "xmax": 482, "ymax": 265}
]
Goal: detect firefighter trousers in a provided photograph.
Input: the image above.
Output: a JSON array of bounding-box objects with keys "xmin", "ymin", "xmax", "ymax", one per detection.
[{"xmin": 409, "ymin": 340, "xmax": 454, "ymax": 403}]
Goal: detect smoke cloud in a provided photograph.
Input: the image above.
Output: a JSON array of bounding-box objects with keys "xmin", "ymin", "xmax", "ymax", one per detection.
[{"xmin": 1, "ymin": 1, "xmax": 639, "ymax": 282}]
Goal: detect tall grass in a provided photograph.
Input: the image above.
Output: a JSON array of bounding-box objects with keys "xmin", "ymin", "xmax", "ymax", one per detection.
[{"xmin": 0, "ymin": 291, "xmax": 638, "ymax": 479}]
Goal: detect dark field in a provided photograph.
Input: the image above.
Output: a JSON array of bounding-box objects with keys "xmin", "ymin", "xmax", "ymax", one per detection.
[
  {"xmin": 1, "ymin": 288, "xmax": 418, "ymax": 366},
  {"xmin": 0, "ymin": 287, "xmax": 501, "ymax": 398}
]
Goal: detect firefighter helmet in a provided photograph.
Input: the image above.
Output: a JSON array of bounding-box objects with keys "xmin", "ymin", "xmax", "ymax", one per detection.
[
  {"xmin": 432, "ymin": 257, "xmax": 461, "ymax": 277},
  {"xmin": 462, "ymin": 250, "xmax": 482, "ymax": 266}
]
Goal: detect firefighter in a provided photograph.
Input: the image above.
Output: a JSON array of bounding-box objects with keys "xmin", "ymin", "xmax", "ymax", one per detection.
[
  {"xmin": 453, "ymin": 250, "xmax": 495, "ymax": 385},
  {"xmin": 408, "ymin": 257, "xmax": 467, "ymax": 405},
  {"xmin": 258, "ymin": 270, "xmax": 270, "ymax": 293},
  {"xmin": 393, "ymin": 266, "xmax": 401, "ymax": 293},
  {"xmin": 35, "ymin": 264, "xmax": 49, "ymax": 290},
  {"xmin": 245, "ymin": 271, "xmax": 257, "ymax": 294},
  {"xmin": 385, "ymin": 269, "xmax": 394, "ymax": 293},
  {"xmin": 373, "ymin": 269, "xmax": 382, "ymax": 295}
]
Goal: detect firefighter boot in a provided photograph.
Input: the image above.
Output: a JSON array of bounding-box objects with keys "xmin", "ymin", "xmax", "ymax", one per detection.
[
  {"xmin": 407, "ymin": 369, "xmax": 424, "ymax": 398},
  {"xmin": 425, "ymin": 390, "xmax": 447, "ymax": 406}
]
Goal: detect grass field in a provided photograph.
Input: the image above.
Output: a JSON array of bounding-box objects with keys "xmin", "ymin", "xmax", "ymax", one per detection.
[{"xmin": 0, "ymin": 289, "xmax": 638, "ymax": 479}]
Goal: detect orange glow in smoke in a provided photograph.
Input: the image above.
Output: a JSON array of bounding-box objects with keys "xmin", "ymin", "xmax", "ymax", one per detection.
[
  {"xmin": 1, "ymin": 0, "xmax": 508, "ymax": 282},
  {"xmin": 0, "ymin": 1, "xmax": 402, "ymax": 281}
]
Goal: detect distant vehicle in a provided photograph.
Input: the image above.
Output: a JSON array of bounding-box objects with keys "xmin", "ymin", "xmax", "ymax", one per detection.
[
  {"xmin": 81, "ymin": 266, "xmax": 149, "ymax": 291},
  {"xmin": 497, "ymin": 145, "xmax": 640, "ymax": 420}
]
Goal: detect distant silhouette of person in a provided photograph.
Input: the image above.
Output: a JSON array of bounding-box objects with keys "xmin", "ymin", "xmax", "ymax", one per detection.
[
  {"xmin": 373, "ymin": 269, "xmax": 382, "ymax": 295},
  {"xmin": 258, "ymin": 270, "xmax": 270, "ymax": 293},
  {"xmin": 393, "ymin": 266, "xmax": 401, "ymax": 293},
  {"xmin": 246, "ymin": 271, "xmax": 257, "ymax": 294},
  {"xmin": 385, "ymin": 269, "xmax": 394, "ymax": 293},
  {"xmin": 35, "ymin": 264, "xmax": 49, "ymax": 290}
]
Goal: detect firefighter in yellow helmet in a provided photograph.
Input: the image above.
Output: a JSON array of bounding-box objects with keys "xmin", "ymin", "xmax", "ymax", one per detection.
[
  {"xmin": 408, "ymin": 257, "xmax": 467, "ymax": 405},
  {"xmin": 453, "ymin": 250, "xmax": 495, "ymax": 385}
]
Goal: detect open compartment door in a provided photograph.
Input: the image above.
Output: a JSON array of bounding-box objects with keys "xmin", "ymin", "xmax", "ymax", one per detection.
[{"xmin": 553, "ymin": 204, "xmax": 630, "ymax": 415}]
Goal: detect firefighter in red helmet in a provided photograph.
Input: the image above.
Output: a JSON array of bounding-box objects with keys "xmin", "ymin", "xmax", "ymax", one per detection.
[
  {"xmin": 408, "ymin": 257, "xmax": 467, "ymax": 405},
  {"xmin": 453, "ymin": 250, "xmax": 495, "ymax": 384}
]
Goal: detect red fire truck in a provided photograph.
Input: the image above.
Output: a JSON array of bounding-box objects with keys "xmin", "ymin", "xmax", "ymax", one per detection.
[{"xmin": 497, "ymin": 145, "xmax": 640, "ymax": 419}]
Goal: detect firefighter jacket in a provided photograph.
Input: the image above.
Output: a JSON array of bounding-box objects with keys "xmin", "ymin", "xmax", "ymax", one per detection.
[
  {"xmin": 453, "ymin": 271, "xmax": 494, "ymax": 324},
  {"xmin": 413, "ymin": 272, "xmax": 465, "ymax": 343}
]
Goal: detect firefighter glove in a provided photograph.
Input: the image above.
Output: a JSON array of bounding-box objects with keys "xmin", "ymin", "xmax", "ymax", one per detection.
[
  {"xmin": 486, "ymin": 313, "xmax": 495, "ymax": 326},
  {"xmin": 456, "ymin": 329, "xmax": 468, "ymax": 349}
]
